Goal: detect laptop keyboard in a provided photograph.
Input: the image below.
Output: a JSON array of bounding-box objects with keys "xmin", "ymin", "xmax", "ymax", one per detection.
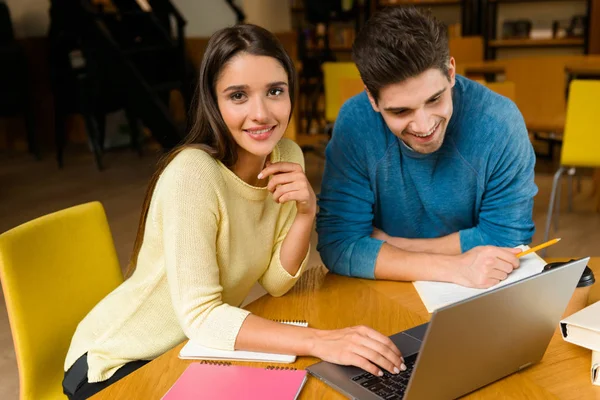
[{"xmin": 350, "ymin": 353, "xmax": 418, "ymax": 400}]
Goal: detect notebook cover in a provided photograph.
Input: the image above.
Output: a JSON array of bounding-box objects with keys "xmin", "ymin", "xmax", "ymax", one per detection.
[
  {"xmin": 161, "ymin": 363, "xmax": 308, "ymax": 400},
  {"xmin": 560, "ymin": 300, "xmax": 600, "ymax": 332}
]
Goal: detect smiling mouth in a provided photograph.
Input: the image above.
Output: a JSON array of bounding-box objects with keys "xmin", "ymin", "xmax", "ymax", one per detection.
[
  {"xmin": 407, "ymin": 121, "xmax": 441, "ymax": 138},
  {"xmin": 242, "ymin": 125, "xmax": 276, "ymax": 141},
  {"xmin": 244, "ymin": 126, "xmax": 275, "ymax": 135}
]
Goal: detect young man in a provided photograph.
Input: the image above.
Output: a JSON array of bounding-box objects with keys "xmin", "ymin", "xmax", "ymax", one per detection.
[{"xmin": 316, "ymin": 7, "xmax": 538, "ymax": 289}]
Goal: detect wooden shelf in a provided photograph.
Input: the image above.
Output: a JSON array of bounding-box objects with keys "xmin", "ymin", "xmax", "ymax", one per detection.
[
  {"xmin": 379, "ymin": 0, "xmax": 461, "ymax": 6},
  {"xmin": 488, "ymin": 38, "xmax": 585, "ymax": 48}
]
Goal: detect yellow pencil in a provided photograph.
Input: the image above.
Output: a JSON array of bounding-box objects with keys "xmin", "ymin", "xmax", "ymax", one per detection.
[{"xmin": 517, "ymin": 238, "xmax": 561, "ymax": 258}]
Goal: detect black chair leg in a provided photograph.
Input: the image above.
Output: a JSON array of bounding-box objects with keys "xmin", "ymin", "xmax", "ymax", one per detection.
[
  {"xmin": 95, "ymin": 112, "xmax": 106, "ymax": 152},
  {"xmin": 125, "ymin": 108, "xmax": 143, "ymax": 157},
  {"xmin": 24, "ymin": 107, "xmax": 40, "ymax": 160},
  {"xmin": 82, "ymin": 113, "xmax": 104, "ymax": 171},
  {"xmin": 54, "ymin": 103, "xmax": 67, "ymax": 168},
  {"xmin": 77, "ymin": 72, "xmax": 104, "ymax": 170}
]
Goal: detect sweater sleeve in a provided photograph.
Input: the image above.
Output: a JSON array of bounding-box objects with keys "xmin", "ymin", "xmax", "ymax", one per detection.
[
  {"xmin": 459, "ymin": 103, "xmax": 538, "ymax": 251},
  {"xmin": 159, "ymin": 150, "xmax": 250, "ymax": 350},
  {"xmin": 258, "ymin": 206, "xmax": 310, "ymax": 297},
  {"xmin": 316, "ymin": 105, "xmax": 384, "ymax": 279},
  {"xmin": 259, "ymin": 140, "xmax": 310, "ymax": 296}
]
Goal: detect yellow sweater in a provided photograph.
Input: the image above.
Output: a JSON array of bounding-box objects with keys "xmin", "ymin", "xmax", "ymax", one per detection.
[{"xmin": 64, "ymin": 138, "xmax": 309, "ymax": 383}]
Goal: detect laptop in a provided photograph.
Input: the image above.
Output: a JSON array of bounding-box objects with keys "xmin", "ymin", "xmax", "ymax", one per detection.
[{"xmin": 307, "ymin": 257, "xmax": 589, "ymax": 400}]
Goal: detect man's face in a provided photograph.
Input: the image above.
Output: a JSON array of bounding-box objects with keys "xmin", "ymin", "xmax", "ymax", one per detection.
[{"xmin": 367, "ymin": 59, "xmax": 456, "ymax": 154}]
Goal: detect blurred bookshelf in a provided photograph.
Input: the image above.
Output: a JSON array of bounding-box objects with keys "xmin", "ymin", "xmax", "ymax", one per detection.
[
  {"xmin": 289, "ymin": 0, "xmax": 368, "ymax": 145},
  {"xmin": 375, "ymin": 0, "xmax": 475, "ymax": 38},
  {"xmin": 483, "ymin": 0, "xmax": 590, "ymax": 59},
  {"xmin": 488, "ymin": 37, "xmax": 585, "ymax": 48}
]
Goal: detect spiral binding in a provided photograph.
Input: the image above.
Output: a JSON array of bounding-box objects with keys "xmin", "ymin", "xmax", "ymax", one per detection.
[
  {"xmin": 200, "ymin": 360, "xmax": 232, "ymax": 366},
  {"xmin": 198, "ymin": 361, "xmax": 299, "ymax": 371},
  {"xmin": 273, "ymin": 319, "xmax": 308, "ymax": 325}
]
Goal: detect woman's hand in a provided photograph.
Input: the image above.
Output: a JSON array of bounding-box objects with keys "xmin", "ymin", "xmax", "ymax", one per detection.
[
  {"xmin": 310, "ymin": 325, "xmax": 405, "ymax": 376},
  {"xmin": 259, "ymin": 161, "xmax": 316, "ymax": 216}
]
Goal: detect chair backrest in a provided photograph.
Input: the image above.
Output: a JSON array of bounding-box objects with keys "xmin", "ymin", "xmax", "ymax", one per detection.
[
  {"xmin": 0, "ymin": 202, "xmax": 124, "ymax": 400},
  {"xmin": 450, "ymin": 36, "xmax": 483, "ymax": 77},
  {"xmin": 560, "ymin": 80, "xmax": 600, "ymax": 167},
  {"xmin": 484, "ymin": 81, "xmax": 516, "ymax": 102},
  {"xmin": 322, "ymin": 62, "xmax": 364, "ymax": 122},
  {"xmin": 503, "ymin": 55, "xmax": 585, "ymax": 132},
  {"xmin": 449, "ymin": 36, "xmax": 484, "ymax": 65}
]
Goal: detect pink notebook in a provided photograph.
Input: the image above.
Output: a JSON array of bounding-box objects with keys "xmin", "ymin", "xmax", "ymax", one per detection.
[{"xmin": 161, "ymin": 363, "xmax": 308, "ymax": 400}]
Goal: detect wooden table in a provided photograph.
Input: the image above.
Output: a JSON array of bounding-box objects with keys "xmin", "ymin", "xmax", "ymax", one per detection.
[
  {"xmin": 565, "ymin": 56, "xmax": 600, "ymax": 79},
  {"xmin": 461, "ymin": 56, "xmax": 600, "ymax": 80},
  {"xmin": 461, "ymin": 61, "xmax": 507, "ymax": 77},
  {"xmin": 92, "ymin": 258, "xmax": 600, "ymax": 399}
]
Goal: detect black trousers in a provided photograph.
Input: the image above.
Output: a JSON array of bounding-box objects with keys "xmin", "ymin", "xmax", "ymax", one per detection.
[{"xmin": 62, "ymin": 353, "xmax": 150, "ymax": 400}]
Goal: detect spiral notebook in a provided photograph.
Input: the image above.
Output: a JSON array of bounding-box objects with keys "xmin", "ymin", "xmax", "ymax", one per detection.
[
  {"xmin": 162, "ymin": 362, "xmax": 308, "ymax": 400},
  {"xmin": 179, "ymin": 320, "xmax": 308, "ymax": 363}
]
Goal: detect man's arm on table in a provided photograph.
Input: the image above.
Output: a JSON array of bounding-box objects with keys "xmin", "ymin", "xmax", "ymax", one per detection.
[{"xmin": 372, "ymin": 229, "xmax": 462, "ymax": 255}]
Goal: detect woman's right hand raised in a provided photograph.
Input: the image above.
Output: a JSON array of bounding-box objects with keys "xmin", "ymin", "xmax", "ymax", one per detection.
[{"xmin": 310, "ymin": 325, "xmax": 405, "ymax": 376}]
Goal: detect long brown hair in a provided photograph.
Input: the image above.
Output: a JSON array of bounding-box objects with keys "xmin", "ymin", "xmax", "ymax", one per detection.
[{"xmin": 125, "ymin": 24, "xmax": 297, "ymax": 277}]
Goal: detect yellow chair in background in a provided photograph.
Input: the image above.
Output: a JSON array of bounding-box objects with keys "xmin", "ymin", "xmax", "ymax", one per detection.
[
  {"xmin": 0, "ymin": 202, "xmax": 123, "ymax": 400},
  {"xmin": 322, "ymin": 62, "xmax": 364, "ymax": 124},
  {"xmin": 544, "ymin": 80, "xmax": 600, "ymax": 251}
]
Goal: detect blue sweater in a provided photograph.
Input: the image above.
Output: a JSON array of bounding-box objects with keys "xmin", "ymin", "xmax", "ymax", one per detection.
[{"xmin": 316, "ymin": 75, "xmax": 538, "ymax": 279}]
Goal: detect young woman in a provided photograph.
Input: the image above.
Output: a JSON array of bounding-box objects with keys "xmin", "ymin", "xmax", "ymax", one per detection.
[{"xmin": 62, "ymin": 24, "xmax": 404, "ymax": 400}]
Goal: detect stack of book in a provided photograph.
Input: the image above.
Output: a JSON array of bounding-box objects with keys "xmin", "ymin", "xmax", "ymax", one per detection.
[{"xmin": 560, "ymin": 301, "xmax": 600, "ymax": 385}]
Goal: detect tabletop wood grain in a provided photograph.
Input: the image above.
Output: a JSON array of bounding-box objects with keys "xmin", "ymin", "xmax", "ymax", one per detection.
[{"xmin": 92, "ymin": 258, "xmax": 600, "ymax": 399}]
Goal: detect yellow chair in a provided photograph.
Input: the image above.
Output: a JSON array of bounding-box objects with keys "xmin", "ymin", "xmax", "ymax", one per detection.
[
  {"xmin": 544, "ymin": 80, "xmax": 600, "ymax": 250},
  {"xmin": 0, "ymin": 202, "xmax": 123, "ymax": 400},
  {"xmin": 322, "ymin": 62, "xmax": 364, "ymax": 123}
]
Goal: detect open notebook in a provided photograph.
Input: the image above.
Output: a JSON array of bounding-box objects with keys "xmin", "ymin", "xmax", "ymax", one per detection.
[
  {"xmin": 179, "ymin": 320, "xmax": 308, "ymax": 363},
  {"xmin": 162, "ymin": 362, "xmax": 308, "ymax": 400},
  {"xmin": 413, "ymin": 246, "xmax": 547, "ymax": 312}
]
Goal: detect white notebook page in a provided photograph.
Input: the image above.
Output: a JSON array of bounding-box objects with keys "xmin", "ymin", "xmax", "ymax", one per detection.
[{"xmin": 413, "ymin": 246, "xmax": 547, "ymax": 313}]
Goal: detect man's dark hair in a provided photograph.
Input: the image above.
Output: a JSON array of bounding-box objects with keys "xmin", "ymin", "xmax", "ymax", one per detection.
[{"xmin": 352, "ymin": 7, "xmax": 450, "ymax": 101}]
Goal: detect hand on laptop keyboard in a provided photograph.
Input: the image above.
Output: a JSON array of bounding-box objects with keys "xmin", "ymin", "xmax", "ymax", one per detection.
[
  {"xmin": 310, "ymin": 325, "xmax": 406, "ymax": 376},
  {"xmin": 351, "ymin": 353, "xmax": 418, "ymax": 400}
]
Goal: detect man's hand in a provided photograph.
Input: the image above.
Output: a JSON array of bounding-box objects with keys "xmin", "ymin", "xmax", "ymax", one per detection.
[{"xmin": 454, "ymin": 246, "xmax": 521, "ymax": 288}]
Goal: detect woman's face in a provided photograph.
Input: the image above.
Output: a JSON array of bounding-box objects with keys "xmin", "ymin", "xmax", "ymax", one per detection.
[{"xmin": 215, "ymin": 53, "xmax": 291, "ymax": 160}]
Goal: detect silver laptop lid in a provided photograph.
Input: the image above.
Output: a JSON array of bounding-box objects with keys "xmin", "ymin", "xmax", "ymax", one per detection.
[{"xmin": 404, "ymin": 257, "xmax": 589, "ymax": 400}]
